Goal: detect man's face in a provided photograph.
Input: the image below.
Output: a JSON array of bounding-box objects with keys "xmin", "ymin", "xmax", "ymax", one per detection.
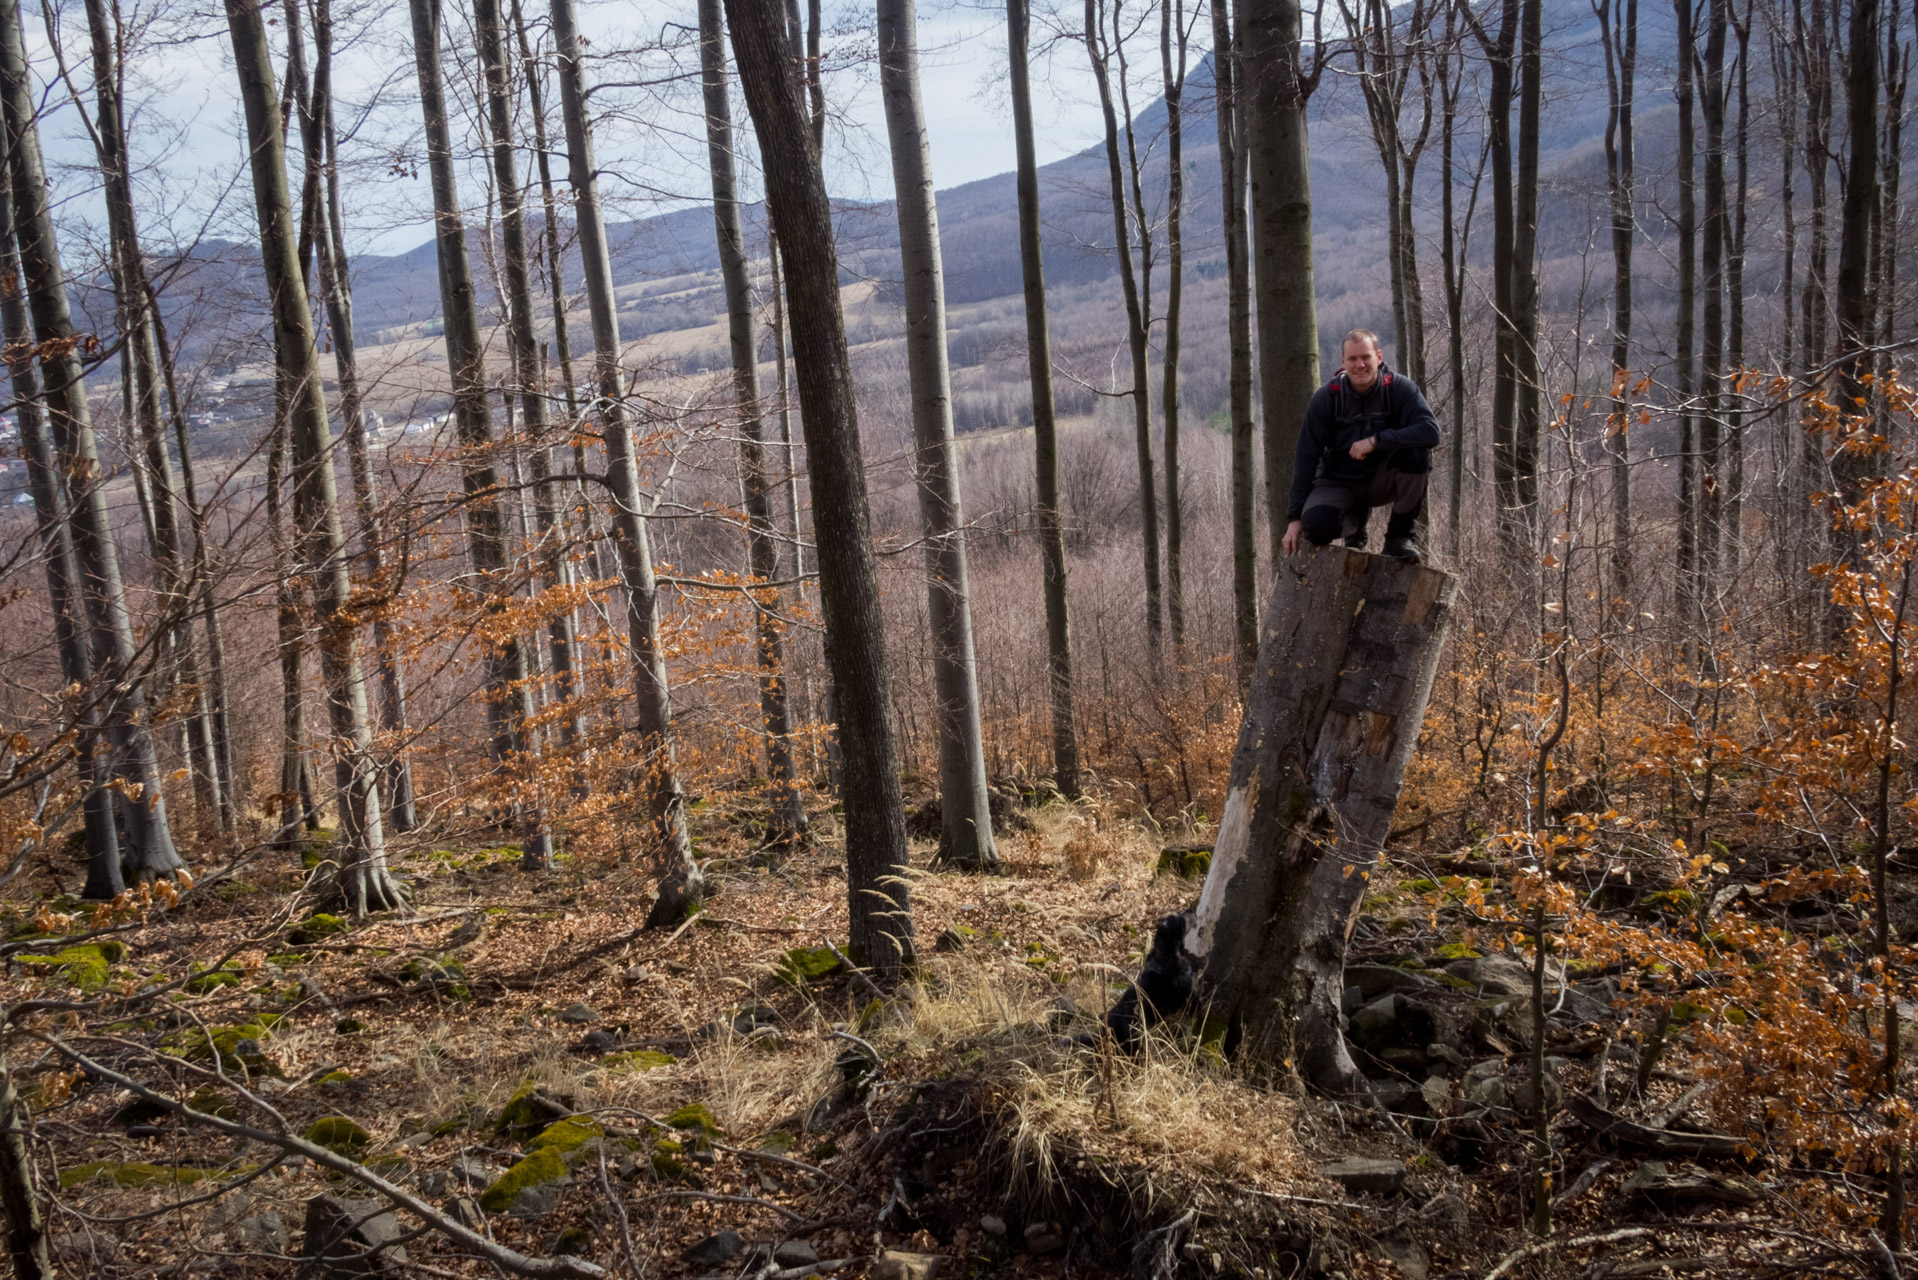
[{"xmin": 1343, "ymin": 339, "xmax": 1381, "ymax": 391}]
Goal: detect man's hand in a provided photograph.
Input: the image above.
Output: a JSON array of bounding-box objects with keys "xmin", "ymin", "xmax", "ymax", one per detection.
[
  {"xmin": 1349, "ymin": 435, "xmax": 1378, "ymax": 460},
  {"xmin": 1283, "ymin": 520, "xmax": 1303, "ymax": 555}
]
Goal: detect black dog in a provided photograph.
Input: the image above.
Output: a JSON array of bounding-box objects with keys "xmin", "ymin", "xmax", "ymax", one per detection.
[{"xmin": 1100, "ymin": 911, "xmax": 1198, "ymax": 1049}]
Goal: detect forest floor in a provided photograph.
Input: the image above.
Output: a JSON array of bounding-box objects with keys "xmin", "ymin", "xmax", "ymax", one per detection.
[{"xmin": 0, "ymin": 783, "xmax": 1888, "ymax": 1280}]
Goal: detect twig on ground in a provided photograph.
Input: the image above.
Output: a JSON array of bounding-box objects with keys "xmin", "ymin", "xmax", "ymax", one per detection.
[
  {"xmin": 1484, "ymin": 1227, "xmax": 1656, "ymax": 1280},
  {"xmin": 821, "ymin": 941, "xmax": 884, "ymax": 1002},
  {"xmin": 32, "ymin": 1035, "xmax": 606, "ymax": 1279},
  {"xmin": 1555, "ymin": 1157, "xmax": 1617, "ymax": 1210}
]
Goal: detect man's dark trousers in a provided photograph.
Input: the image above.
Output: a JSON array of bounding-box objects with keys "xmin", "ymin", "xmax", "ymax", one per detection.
[{"xmin": 1299, "ymin": 465, "xmax": 1426, "ymax": 547}]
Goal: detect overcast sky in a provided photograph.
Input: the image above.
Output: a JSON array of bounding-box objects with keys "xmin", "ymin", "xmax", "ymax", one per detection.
[{"xmin": 28, "ymin": 0, "xmax": 1161, "ymax": 260}]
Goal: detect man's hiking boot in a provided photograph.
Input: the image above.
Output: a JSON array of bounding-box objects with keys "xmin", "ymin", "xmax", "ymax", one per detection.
[
  {"xmin": 1341, "ymin": 535, "xmax": 1369, "ymax": 551},
  {"xmin": 1384, "ymin": 534, "xmax": 1423, "ymax": 564}
]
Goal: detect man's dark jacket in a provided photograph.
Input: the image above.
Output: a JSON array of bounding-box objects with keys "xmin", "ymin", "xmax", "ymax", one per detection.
[{"xmin": 1285, "ymin": 364, "xmax": 1442, "ymax": 521}]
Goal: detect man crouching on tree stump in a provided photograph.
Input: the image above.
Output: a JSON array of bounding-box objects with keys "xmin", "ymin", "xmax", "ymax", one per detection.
[{"xmin": 1281, "ymin": 328, "xmax": 1440, "ymax": 565}]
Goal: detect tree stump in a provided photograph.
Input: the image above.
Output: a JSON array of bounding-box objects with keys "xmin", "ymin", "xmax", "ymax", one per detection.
[{"xmin": 1191, "ymin": 546, "xmax": 1457, "ymax": 1094}]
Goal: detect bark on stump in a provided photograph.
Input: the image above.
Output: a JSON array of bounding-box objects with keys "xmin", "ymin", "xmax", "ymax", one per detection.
[{"xmin": 1191, "ymin": 546, "xmax": 1456, "ymax": 1095}]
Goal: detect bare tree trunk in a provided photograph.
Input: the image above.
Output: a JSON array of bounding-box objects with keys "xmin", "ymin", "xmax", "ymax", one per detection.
[
  {"xmin": 878, "ymin": 0, "xmax": 998, "ymax": 868},
  {"xmin": 1161, "ymin": 0, "xmax": 1188, "ymax": 649},
  {"xmin": 1192, "ymin": 549, "xmax": 1456, "ymax": 1092},
  {"xmin": 1727, "ymin": 2, "xmax": 1752, "ymax": 569},
  {"xmin": 727, "ymin": 0, "xmax": 916, "ymax": 974},
  {"xmin": 0, "ymin": 168, "xmax": 123, "ymax": 899},
  {"xmin": 551, "ymin": 0, "xmax": 704, "ymax": 925},
  {"xmin": 223, "ymin": 0, "xmax": 399, "ymax": 913},
  {"xmin": 407, "ymin": 0, "xmax": 552, "ymax": 866},
  {"xmin": 287, "ymin": 0, "xmax": 420, "ymax": 833},
  {"xmin": 1242, "ymin": 0, "xmax": 1322, "ymax": 557},
  {"xmin": 0, "ymin": 1062, "xmax": 49, "ymax": 1280},
  {"xmin": 1439, "ymin": 5, "xmax": 1470, "ymax": 560},
  {"xmin": 1008, "ymin": 0, "xmax": 1081, "ymax": 796},
  {"xmin": 1512, "ymin": 0, "xmax": 1543, "ymax": 567},
  {"xmin": 474, "ymin": 0, "xmax": 581, "ymax": 866},
  {"xmin": 1599, "ymin": 0, "xmax": 1637, "ymax": 600},
  {"xmin": 77, "ymin": 0, "xmax": 225, "ymax": 840},
  {"xmin": 700, "ymin": 0, "xmax": 808, "ymax": 848},
  {"xmin": 1700, "ymin": 0, "xmax": 1728, "ymax": 589},
  {"xmin": 1674, "ymin": 0, "xmax": 1699, "ymax": 621},
  {"xmin": 0, "ymin": 0, "xmax": 181, "ymax": 879},
  {"xmin": 1834, "ymin": 0, "xmax": 1880, "ymax": 532},
  {"xmin": 1212, "ymin": 0, "xmax": 1259, "ymax": 686},
  {"xmin": 265, "ymin": 421, "xmax": 309, "ymax": 855},
  {"xmin": 1086, "ymin": 0, "xmax": 1164, "ymax": 667}
]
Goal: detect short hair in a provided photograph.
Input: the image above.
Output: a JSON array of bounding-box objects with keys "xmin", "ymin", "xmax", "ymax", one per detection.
[{"xmin": 1342, "ymin": 328, "xmax": 1382, "ymax": 354}]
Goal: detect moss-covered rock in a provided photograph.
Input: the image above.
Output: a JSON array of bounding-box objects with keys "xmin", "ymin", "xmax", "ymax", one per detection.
[
  {"xmin": 494, "ymin": 1081, "xmax": 547, "ymax": 1137},
  {"xmin": 162, "ymin": 1017, "xmax": 285, "ymax": 1077},
  {"xmin": 478, "ymin": 1146, "xmax": 571, "ymax": 1214},
  {"xmin": 602, "ymin": 1050, "xmax": 675, "ymax": 1072},
  {"xmin": 775, "ymin": 945, "xmax": 844, "ymax": 986},
  {"xmin": 529, "ymin": 1116, "xmax": 603, "ymax": 1157},
  {"xmin": 266, "ymin": 952, "xmax": 309, "ymax": 968},
  {"xmin": 650, "ymin": 1138, "xmax": 687, "ymax": 1181},
  {"xmin": 304, "ymin": 1116, "xmax": 371, "ymax": 1158},
  {"xmin": 16, "ymin": 945, "xmax": 114, "ymax": 990},
  {"xmin": 665, "ymin": 1102, "xmax": 719, "ymax": 1139},
  {"xmin": 187, "ymin": 1087, "xmax": 236, "ymax": 1120},
  {"xmin": 184, "ymin": 965, "xmax": 242, "ymax": 993},
  {"xmin": 288, "ymin": 913, "xmax": 349, "ymax": 945},
  {"xmin": 60, "ymin": 1161, "xmax": 216, "ymax": 1190},
  {"xmin": 1154, "ymin": 847, "xmax": 1213, "ymax": 879}
]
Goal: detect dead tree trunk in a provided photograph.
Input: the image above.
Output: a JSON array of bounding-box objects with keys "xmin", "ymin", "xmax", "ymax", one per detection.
[
  {"xmin": 728, "ymin": 0, "xmax": 916, "ymax": 973},
  {"xmin": 878, "ymin": 0, "xmax": 998, "ymax": 868},
  {"xmin": 1599, "ymin": 0, "xmax": 1636, "ymax": 600},
  {"xmin": 1192, "ymin": 548, "xmax": 1456, "ymax": 1093},
  {"xmin": 224, "ymin": 0, "xmax": 400, "ymax": 913},
  {"xmin": 699, "ymin": 0, "xmax": 808, "ymax": 848},
  {"xmin": 550, "ymin": 0, "xmax": 704, "ymax": 924},
  {"xmin": 1008, "ymin": 0, "xmax": 1082, "ymax": 797},
  {"xmin": 0, "ymin": 0, "xmax": 181, "ymax": 879},
  {"xmin": 0, "ymin": 1061, "xmax": 49, "ymax": 1280},
  {"xmin": 1161, "ymin": 0, "xmax": 1189, "ymax": 649}
]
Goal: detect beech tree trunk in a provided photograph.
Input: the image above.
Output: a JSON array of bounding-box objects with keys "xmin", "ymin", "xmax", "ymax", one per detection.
[
  {"xmin": 0, "ymin": 0, "xmax": 181, "ymax": 880},
  {"xmin": 1241, "ymin": 0, "xmax": 1322, "ymax": 556},
  {"xmin": 1600, "ymin": 0, "xmax": 1636, "ymax": 600},
  {"xmin": 291, "ymin": 0, "xmax": 419, "ymax": 833},
  {"xmin": 474, "ymin": 0, "xmax": 582, "ymax": 852},
  {"xmin": 551, "ymin": 0, "xmax": 704, "ymax": 924},
  {"xmin": 878, "ymin": 0, "xmax": 998, "ymax": 868},
  {"xmin": 1701, "ymin": 0, "xmax": 1729, "ymax": 586},
  {"xmin": 1211, "ymin": 0, "xmax": 1258, "ymax": 686},
  {"xmin": 1008, "ymin": 0, "xmax": 1081, "ymax": 796},
  {"xmin": 1192, "ymin": 547, "xmax": 1456, "ymax": 1093},
  {"xmin": 0, "ymin": 169, "xmax": 123, "ymax": 899},
  {"xmin": 700, "ymin": 0, "xmax": 808, "ymax": 848},
  {"xmin": 1674, "ymin": 0, "xmax": 1699, "ymax": 619},
  {"xmin": 224, "ymin": 0, "xmax": 399, "ymax": 913},
  {"xmin": 408, "ymin": 0, "xmax": 552, "ymax": 867},
  {"xmin": 1086, "ymin": 0, "xmax": 1164, "ymax": 667},
  {"xmin": 1161, "ymin": 0, "xmax": 1189, "ymax": 649},
  {"xmin": 727, "ymin": 0, "xmax": 917, "ymax": 974}
]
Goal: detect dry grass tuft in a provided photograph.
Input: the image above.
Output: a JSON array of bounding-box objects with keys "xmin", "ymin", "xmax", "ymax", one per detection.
[{"xmin": 879, "ymin": 951, "xmax": 1305, "ymax": 1211}]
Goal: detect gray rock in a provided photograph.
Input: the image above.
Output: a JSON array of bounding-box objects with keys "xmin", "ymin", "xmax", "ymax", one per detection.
[
  {"xmin": 733, "ymin": 1006, "xmax": 779, "ymax": 1035},
  {"xmin": 1380, "ymin": 1046, "xmax": 1429, "ymax": 1072},
  {"xmin": 299, "ymin": 1195, "xmax": 409, "ymax": 1277},
  {"xmin": 236, "ymin": 1211, "xmax": 289, "ymax": 1255},
  {"xmin": 1468, "ymin": 1073, "xmax": 1510, "ymax": 1110},
  {"xmin": 978, "ymin": 1214, "xmax": 1007, "ymax": 1238},
  {"xmin": 1426, "ymin": 1042, "xmax": 1465, "ymax": 1070},
  {"xmin": 774, "ymin": 1240, "xmax": 819, "ymax": 1267},
  {"xmin": 680, "ymin": 1230, "xmax": 743, "ymax": 1268},
  {"xmin": 1420, "ymin": 1076, "xmax": 1454, "ymax": 1116},
  {"xmin": 1445, "ymin": 955, "xmax": 1565, "ymax": 996},
  {"xmin": 1023, "ymin": 1221, "xmax": 1065, "ymax": 1253},
  {"xmin": 1349, "ymin": 993, "xmax": 1401, "ymax": 1047},
  {"xmin": 1346, "ymin": 963, "xmax": 1441, "ymax": 1001},
  {"xmin": 418, "ymin": 1171, "xmax": 450, "ymax": 1198},
  {"xmin": 449, "ymin": 1155, "xmax": 496, "ymax": 1187},
  {"xmin": 447, "ymin": 1198, "xmax": 483, "ymax": 1227},
  {"xmin": 874, "ymin": 1252, "xmax": 947, "ymax": 1280},
  {"xmin": 505, "ymin": 1177, "xmax": 569, "ymax": 1217},
  {"xmin": 558, "ymin": 1002, "xmax": 598, "ymax": 1025},
  {"xmin": 577, "ymin": 1030, "xmax": 617, "ymax": 1054},
  {"xmin": 1370, "ymin": 1226, "xmax": 1430, "ymax": 1280},
  {"xmin": 1319, "ymin": 1157, "xmax": 1406, "ymax": 1196},
  {"xmin": 1342, "ymin": 984, "xmax": 1365, "ymax": 1014}
]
